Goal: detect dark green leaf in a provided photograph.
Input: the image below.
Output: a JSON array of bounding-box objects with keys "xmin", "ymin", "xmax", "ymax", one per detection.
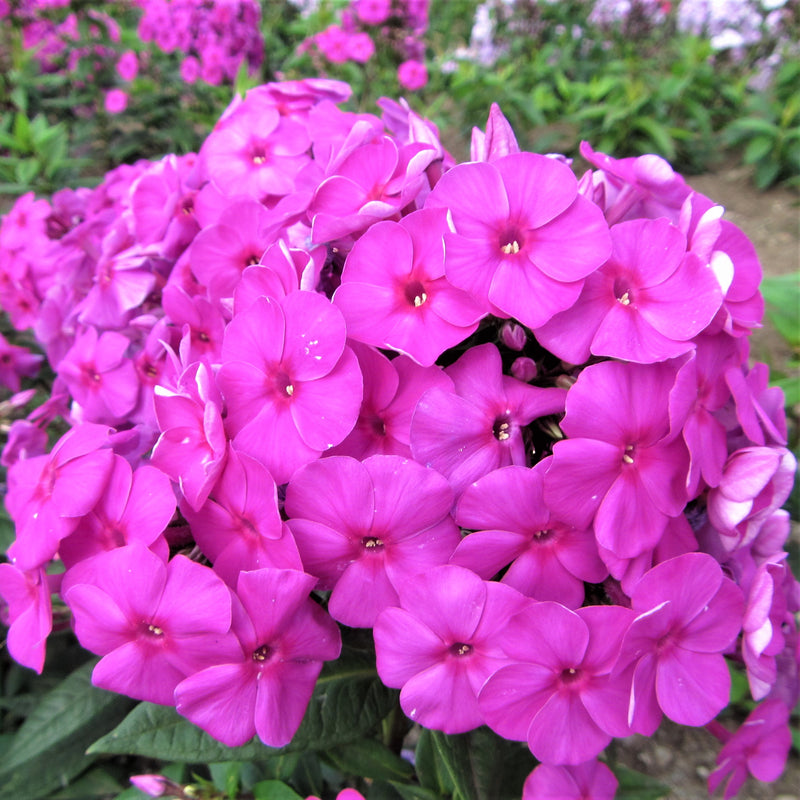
[
  {"xmin": 326, "ymin": 738, "xmax": 414, "ymax": 782},
  {"xmin": 89, "ymin": 647, "xmax": 396, "ymax": 762},
  {"xmin": 252, "ymin": 780, "xmax": 303, "ymax": 800},
  {"xmin": 46, "ymin": 766, "xmax": 124, "ymax": 799},
  {"xmin": 0, "ymin": 660, "xmax": 134, "ymax": 800},
  {"xmin": 389, "ymin": 782, "xmax": 443, "ymax": 800}
]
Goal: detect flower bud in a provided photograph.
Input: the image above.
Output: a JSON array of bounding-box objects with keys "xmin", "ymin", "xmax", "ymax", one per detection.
[
  {"xmin": 500, "ymin": 322, "xmax": 526, "ymax": 351},
  {"xmin": 511, "ymin": 357, "xmax": 537, "ymax": 382}
]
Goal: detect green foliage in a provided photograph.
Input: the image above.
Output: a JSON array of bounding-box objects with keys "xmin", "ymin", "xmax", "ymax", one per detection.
[
  {"xmin": 0, "ymin": 660, "xmax": 134, "ymax": 800},
  {"xmin": 89, "ymin": 647, "xmax": 397, "ymax": 763},
  {"xmin": 724, "ymin": 61, "xmax": 800, "ymax": 189}
]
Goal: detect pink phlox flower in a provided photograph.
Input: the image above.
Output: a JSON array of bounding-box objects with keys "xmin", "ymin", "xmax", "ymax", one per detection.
[
  {"xmin": 0, "ymin": 192, "xmax": 50, "ymax": 252},
  {"xmin": 0, "ymin": 564, "xmax": 52, "ymax": 673},
  {"xmin": 57, "ymin": 325, "xmax": 139, "ymax": 424},
  {"xmin": 6, "ymin": 422, "xmax": 114, "ymax": 570},
  {"xmin": 706, "ymin": 446, "xmax": 796, "ymax": 551},
  {"xmin": 523, "ymin": 759, "xmax": 618, "ymax": 800},
  {"xmin": 535, "ymin": 217, "xmax": 723, "ymax": 365},
  {"xmin": 130, "ymin": 154, "xmax": 200, "ymax": 256},
  {"xmin": 598, "ymin": 511, "xmax": 698, "ymax": 597},
  {"xmin": 708, "ymin": 700, "xmax": 792, "ymax": 800},
  {"xmin": 725, "ymin": 360, "xmax": 787, "ymax": 447},
  {"xmin": 333, "ymin": 208, "xmax": 485, "ymax": 365},
  {"xmin": 425, "ymin": 152, "xmax": 612, "ymax": 328},
  {"xmin": 1, "ymin": 419, "xmax": 48, "ymax": 468},
  {"xmin": 116, "ymin": 49, "xmax": 138, "ymax": 81},
  {"xmin": 285, "ymin": 454, "xmax": 460, "ymax": 627},
  {"xmin": 579, "ymin": 141, "xmax": 691, "ymax": 226},
  {"xmin": 104, "ymin": 88, "xmax": 128, "ymax": 115},
  {"xmin": 189, "ymin": 197, "xmax": 299, "ymax": 306},
  {"xmin": 217, "ymin": 292, "xmax": 363, "ymax": 483},
  {"xmin": 246, "ymin": 79, "xmax": 352, "ymax": 119},
  {"xmin": 76, "ymin": 228, "xmax": 159, "ymax": 330},
  {"xmin": 741, "ymin": 559, "xmax": 791, "ymax": 701},
  {"xmin": 174, "ymin": 567, "xmax": 341, "ymax": 747},
  {"xmin": 374, "ymin": 564, "xmax": 532, "ymax": 733},
  {"xmin": 64, "ymin": 543, "xmax": 238, "ymax": 705},
  {"xmin": 233, "ymin": 240, "xmax": 317, "ymax": 314},
  {"xmin": 310, "ymin": 133, "xmax": 437, "ymax": 244},
  {"xmin": 614, "ymin": 553, "xmax": 744, "ymax": 735},
  {"xmin": 470, "ymin": 103, "xmax": 520, "ymax": 163},
  {"xmin": 347, "ymin": 31, "xmax": 375, "ymax": 63},
  {"xmin": 181, "ymin": 448, "xmax": 302, "ymax": 586},
  {"xmin": 544, "ymin": 360, "xmax": 690, "ymax": 559},
  {"xmin": 150, "ymin": 360, "xmax": 228, "ymax": 511},
  {"xmin": 452, "ymin": 464, "xmax": 607, "ymax": 608},
  {"xmin": 479, "ymin": 602, "xmax": 634, "ymax": 764},
  {"xmin": 411, "ymin": 343, "xmax": 567, "ymax": 497},
  {"xmin": 58, "ymin": 454, "xmax": 175, "ymax": 569},
  {"xmin": 355, "ymin": 0, "xmax": 392, "ymax": 25},
  {"xmin": 679, "ymin": 190, "xmax": 763, "ymax": 337},
  {"xmin": 397, "ymin": 59, "xmax": 428, "ymax": 91},
  {"xmin": 0, "ymin": 331, "xmax": 42, "ymax": 391},
  {"xmin": 328, "ymin": 342, "xmax": 454, "ymax": 460},
  {"xmin": 668, "ymin": 333, "xmax": 745, "ymax": 496},
  {"xmin": 162, "ymin": 285, "xmax": 226, "ymax": 365},
  {"xmin": 198, "ymin": 97, "xmax": 311, "ymax": 200}
]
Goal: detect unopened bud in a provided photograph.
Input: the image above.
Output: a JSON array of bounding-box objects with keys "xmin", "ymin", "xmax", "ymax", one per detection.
[
  {"xmin": 500, "ymin": 322, "xmax": 526, "ymax": 351},
  {"xmin": 511, "ymin": 357, "xmax": 537, "ymax": 382}
]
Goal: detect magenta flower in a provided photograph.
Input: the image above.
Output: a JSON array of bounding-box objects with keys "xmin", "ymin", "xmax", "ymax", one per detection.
[
  {"xmin": 150, "ymin": 361, "xmax": 227, "ymax": 511},
  {"xmin": 57, "ymin": 326, "xmax": 139, "ymax": 423},
  {"xmin": 64, "ymin": 544, "xmax": 238, "ymax": 705},
  {"xmin": 523, "ymin": 760, "xmax": 618, "ymax": 800},
  {"xmin": 374, "ymin": 565, "xmax": 531, "ymax": 733},
  {"xmin": 328, "ymin": 342, "xmax": 454, "ymax": 459},
  {"xmin": 452, "ymin": 464, "xmax": 607, "ymax": 607},
  {"xmin": 198, "ymin": 98, "xmax": 311, "ymax": 200},
  {"xmin": 614, "ymin": 553, "xmax": 744, "ymax": 735},
  {"xmin": 425, "ymin": 152, "xmax": 611, "ymax": 328},
  {"xmin": 285, "ymin": 454, "xmax": 460, "ymax": 628},
  {"xmin": 174, "ymin": 568, "xmax": 341, "ymax": 747},
  {"xmin": 58, "ymin": 455, "xmax": 175, "ymax": 569},
  {"xmin": 479, "ymin": 602, "xmax": 634, "ymax": 764},
  {"xmin": 104, "ymin": 88, "xmax": 128, "ymax": 114},
  {"xmin": 707, "ymin": 446, "xmax": 796, "ymax": 551},
  {"xmin": 470, "ymin": 103, "xmax": 520, "ymax": 163},
  {"xmin": 410, "ymin": 343, "xmax": 566, "ymax": 496},
  {"xmin": 544, "ymin": 360, "xmax": 690, "ymax": 559},
  {"xmin": 0, "ymin": 332, "xmax": 42, "ymax": 391},
  {"xmin": 535, "ymin": 217, "xmax": 723, "ymax": 364},
  {"xmin": 398, "ymin": 59, "xmax": 428, "ymax": 91},
  {"xmin": 6, "ymin": 423, "xmax": 114, "ymax": 570},
  {"xmin": 181, "ymin": 448, "xmax": 303, "ymax": 586},
  {"xmin": 0, "ymin": 564, "xmax": 52, "ymax": 673},
  {"xmin": 708, "ymin": 700, "xmax": 792, "ymax": 799},
  {"xmin": 334, "ymin": 208, "xmax": 484, "ymax": 365},
  {"xmin": 217, "ymin": 293, "xmax": 362, "ymax": 483}
]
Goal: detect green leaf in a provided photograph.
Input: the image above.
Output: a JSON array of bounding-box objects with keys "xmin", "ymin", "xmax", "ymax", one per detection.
[
  {"xmin": 0, "ymin": 660, "xmax": 134, "ymax": 800},
  {"xmin": 428, "ymin": 731, "xmax": 478, "ymax": 800},
  {"xmin": 46, "ymin": 766, "xmax": 124, "ymax": 799},
  {"xmin": 631, "ymin": 117, "xmax": 676, "ymax": 161},
  {"xmin": 388, "ymin": 782, "xmax": 443, "ymax": 800},
  {"xmin": 613, "ymin": 764, "xmax": 670, "ymax": 800},
  {"xmin": 252, "ymin": 780, "xmax": 303, "ymax": 800},
  {"xmin": 326, "ymin": 738, "xmax": 414, "ymax": 782},
  {"xmin": 761, "ymin": 272, "xmax": 800, "ymax": 348},
  {"xmin": 89, "ymin": 647, "xmax": 397, "ymax": 762},
  {"xmin": 743, "ymin": 135, "xmax": 775, "ymax": 165}
]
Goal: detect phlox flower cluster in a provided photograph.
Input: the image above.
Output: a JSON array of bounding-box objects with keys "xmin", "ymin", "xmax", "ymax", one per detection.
[
  {"xmin": 0, "ymin": 80, "xmax": 797, "ymax": 798},
  {"xmin": 298, "ymin": 0, "xmax": 430, "ymax": 90},
  {"xmin": 135, "ymin": 0, "xmax": 264, "ymax": 87},
  {"xmin": 2, "ymin": 1, "xmax": 121, "ymax": 81}
]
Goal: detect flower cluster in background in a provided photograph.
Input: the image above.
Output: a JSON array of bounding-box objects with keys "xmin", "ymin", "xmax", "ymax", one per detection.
[
  {"xmin": 135, "ymin": 0, "xmax": 264, "ymax": 86},
  {"xmin": 0, "ymin": 77, "xmax": 796, "ymax": 798},
  {"xmin": 296, "ymin": 0, "xmax": 430, "ymax": 90}
]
